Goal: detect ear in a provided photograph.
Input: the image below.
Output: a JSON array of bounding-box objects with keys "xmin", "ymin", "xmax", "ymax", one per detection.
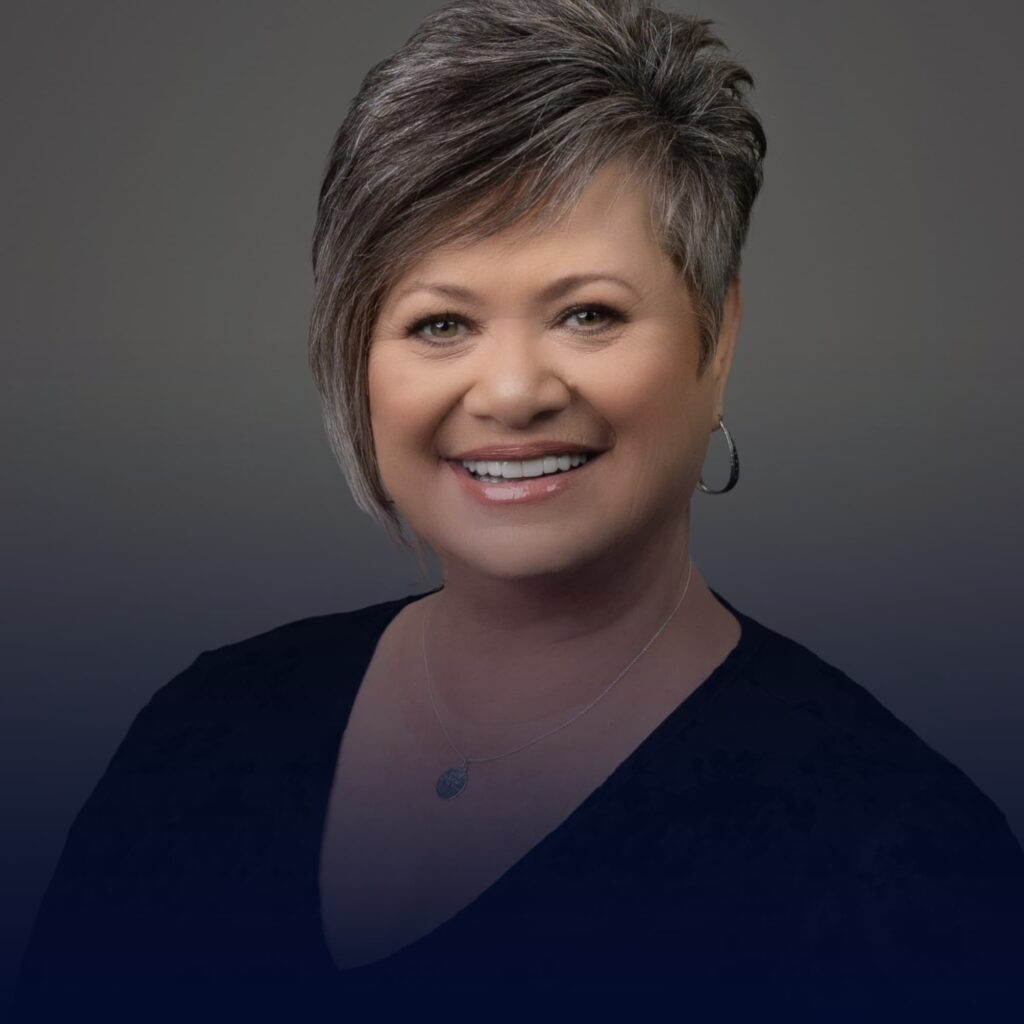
[{"xmin": 708, "ymin": 275, "xmax": 742, "ymax": 428}]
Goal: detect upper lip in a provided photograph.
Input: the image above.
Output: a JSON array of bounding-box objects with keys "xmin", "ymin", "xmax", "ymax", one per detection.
[{"xmin": 448, "ymin": 441, "xmax": 604, "ymax": 461}]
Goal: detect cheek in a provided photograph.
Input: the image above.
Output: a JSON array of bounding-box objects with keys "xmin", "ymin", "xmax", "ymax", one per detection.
[
  {"xmin": 368, "ymin": 363, "xmax": 416, "ymax": 502},
  {"xmin": 605, "ymin": 359, "xmax": 711, "ymax": 489},
  {"xmin": 369, "ymin": 350, "xmax": 420, "ymax": 442},
  {"xmin": 368, "ymin": 350, "xmax": 450, "ymax": 484},
  {"xmin": 604, "ymin": 348, "xmax": 705, "ymax": 440}
]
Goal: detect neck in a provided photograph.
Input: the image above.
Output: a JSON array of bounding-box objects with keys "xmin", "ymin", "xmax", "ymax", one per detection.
[{"xmin": 417, "ymin": 511, "xmax": 721, "ymax": 732}]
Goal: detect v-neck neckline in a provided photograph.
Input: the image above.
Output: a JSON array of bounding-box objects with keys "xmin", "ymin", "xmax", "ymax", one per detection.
[{"xmin": 313, "ymin": 584, "xmax": 764, "ymax": 983}]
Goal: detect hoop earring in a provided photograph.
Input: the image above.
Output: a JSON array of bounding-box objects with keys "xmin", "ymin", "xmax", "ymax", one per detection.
[{"xmin": 697, "ymin": 416, "xmax": 739, "ymax": 494}]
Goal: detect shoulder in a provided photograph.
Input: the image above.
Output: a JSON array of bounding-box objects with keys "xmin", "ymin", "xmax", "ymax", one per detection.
[
  {"xmin": 702, "ymin": 599, "xmax": 1020, "ymax": 848},
  {"xmin": 79, "ymin": 590, "xmax": 434, "ymax": 811},
  {"xmin": 726, "ymin": 605, "xmax": 978, "ymax": 772},
  {"xmin": 16, "ymin": 592, "xmax": 432, "ymax": 962},
  {"xmin": 686, "ymin": 601, "xmax": 1024, "ymax": 1005},
  {"xmin": 137, "ymin": 590, "xmax": 428, "ymax": 718}
]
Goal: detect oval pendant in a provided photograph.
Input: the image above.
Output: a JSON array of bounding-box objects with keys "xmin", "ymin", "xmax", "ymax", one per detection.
[{"xmin": 436, "ymin": 764, "xmax": 468, "ymax": 800}]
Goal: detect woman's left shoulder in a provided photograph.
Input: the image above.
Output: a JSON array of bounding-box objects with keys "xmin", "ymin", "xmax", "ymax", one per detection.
[
  {"xmin": 714, "ymin": 609, "xmax": 1024, "ymax": 1013},
  {"xmin": 729, "ymin": 609, "xmax": 1016, "ymax": 834}
]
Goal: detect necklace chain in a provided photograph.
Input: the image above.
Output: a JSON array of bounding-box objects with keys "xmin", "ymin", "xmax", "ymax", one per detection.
[{"xmin": 421, "ymin": 556, "xmax": 694, "ymax": 786}]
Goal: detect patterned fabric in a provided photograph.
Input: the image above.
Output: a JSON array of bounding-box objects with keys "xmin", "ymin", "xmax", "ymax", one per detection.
[{"xmin": 13, "ymin": 588, "xmax": 1024, "ymax": 1022}]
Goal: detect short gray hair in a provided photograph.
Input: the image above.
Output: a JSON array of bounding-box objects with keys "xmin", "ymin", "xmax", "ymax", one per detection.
[{"xmin": 309, "ymin": 0, "xmax": 766, "ymax": 554}]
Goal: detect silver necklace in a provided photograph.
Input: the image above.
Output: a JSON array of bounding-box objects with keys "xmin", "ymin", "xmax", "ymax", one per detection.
[{"xmin": 422, "ymin": 556, "xmax": 694, "ymax": 800}]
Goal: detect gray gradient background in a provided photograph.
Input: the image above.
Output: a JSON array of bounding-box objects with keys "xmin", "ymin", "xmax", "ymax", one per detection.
[{"xmin": 2, "ymin": 0, "xmax": 1021, "ymax": 1006}]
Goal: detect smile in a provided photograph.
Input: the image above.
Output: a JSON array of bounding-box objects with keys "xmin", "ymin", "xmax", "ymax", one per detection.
[
  {"xmin": 460, "ymin": 452, "xmax": 593, "ymax": 482},
  {"xmin": 446, "ymin": 451, "xmax": 604, "ymax": 506}
]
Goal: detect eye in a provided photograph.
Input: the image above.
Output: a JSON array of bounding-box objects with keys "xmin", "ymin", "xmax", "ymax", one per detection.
[
  {"xmin": 402, "ymin": 302, "xmax": 627, "ymax": 348},
  {"xmin": 407, "ymin": 313, "xmax": 466, "ymax": 344},
  {"xmin": 561, "ymin": 304, "xmax": 624, "ymax": 333}
]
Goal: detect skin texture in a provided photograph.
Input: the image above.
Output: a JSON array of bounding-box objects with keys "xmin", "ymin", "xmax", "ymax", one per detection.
[{"xmin": 367, "ymin": 158, "xmax": 742, "ymax": 738}]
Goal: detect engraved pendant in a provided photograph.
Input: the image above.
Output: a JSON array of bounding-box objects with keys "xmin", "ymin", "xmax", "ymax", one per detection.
[{"xmin": 436, "ymin": 763, "xmax": 468, "ymax": 800}]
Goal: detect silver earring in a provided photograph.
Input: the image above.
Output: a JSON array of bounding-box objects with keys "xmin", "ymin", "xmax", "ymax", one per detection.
[{"xmin": 697, "ymin": 415, "xmax": 739, "ymax": 494}]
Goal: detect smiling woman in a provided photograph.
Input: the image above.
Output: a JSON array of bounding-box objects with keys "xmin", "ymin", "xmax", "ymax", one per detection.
[
  {"xmin": 366, "ymin": 158, "xmax": 737, "ymax": 584},
  {"xmin": 13, "ymin": 0, "xmax": 1024, "ymax": 1021}
]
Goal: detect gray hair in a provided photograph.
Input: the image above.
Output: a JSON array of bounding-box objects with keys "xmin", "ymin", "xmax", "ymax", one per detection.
[{"xmin": 308, "ymin": 0, "xmax": 766, "ymax": 556}]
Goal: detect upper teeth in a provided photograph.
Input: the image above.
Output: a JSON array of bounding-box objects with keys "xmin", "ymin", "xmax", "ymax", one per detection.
[{"xmin": 461, "ymin": 453, "xmax": 592, "ymax": 479}]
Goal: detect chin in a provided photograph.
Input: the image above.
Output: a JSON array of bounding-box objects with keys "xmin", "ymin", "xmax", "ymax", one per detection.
[{"xmin": 440, "ymin": 531, "xmax": 615, "ymax": 583}]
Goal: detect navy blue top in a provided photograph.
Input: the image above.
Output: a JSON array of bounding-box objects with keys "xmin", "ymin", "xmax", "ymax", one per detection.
[{"xmin": 14, "ymin": 588, "xmax": 1024, "ymax": 1022}]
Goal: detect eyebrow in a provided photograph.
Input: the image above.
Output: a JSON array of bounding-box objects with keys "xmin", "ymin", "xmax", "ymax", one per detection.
[{"xmin": 392, "ymin": 272, "xmax": 640, "ymax": 306}]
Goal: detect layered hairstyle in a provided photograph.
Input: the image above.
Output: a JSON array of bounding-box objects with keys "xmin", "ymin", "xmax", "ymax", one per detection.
[{"xmin": 309, "ymin": 0, "xmax": 766, "ymax": 554}]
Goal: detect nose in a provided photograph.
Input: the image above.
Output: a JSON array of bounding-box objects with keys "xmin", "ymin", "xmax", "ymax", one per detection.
[{"xmin": 460, "ymin": 331, "xmax": 574, "ymax": 429}]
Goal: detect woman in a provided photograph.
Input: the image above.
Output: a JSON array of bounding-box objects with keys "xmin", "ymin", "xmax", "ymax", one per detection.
[{"xmin": 15, "ymin": 0, "xmax": 1024, "ymax": 1020}]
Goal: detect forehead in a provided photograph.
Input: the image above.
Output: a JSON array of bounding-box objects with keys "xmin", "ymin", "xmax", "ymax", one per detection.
[{"xmin": 385, "ymin": 163, "xmax": 667, "ymax": 303}]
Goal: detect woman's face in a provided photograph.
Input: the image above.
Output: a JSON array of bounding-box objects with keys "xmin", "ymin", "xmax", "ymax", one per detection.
[{"xmin": 368, "ymin": 160, "xmax": 740, "ymax": 581}]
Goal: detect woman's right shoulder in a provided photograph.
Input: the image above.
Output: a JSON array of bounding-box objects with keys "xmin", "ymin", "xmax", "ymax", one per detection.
[
  {"xmin": 36, "ymin": 589, "xmax": 433, "ymax": 853},
  {"xmin": 143, "ymin": 589, "xmax": 431, "ymax": 717}
]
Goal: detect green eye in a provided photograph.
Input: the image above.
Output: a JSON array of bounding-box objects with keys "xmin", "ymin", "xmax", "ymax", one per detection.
[
  {"xmin": 425, "ymin": 319, "xmax": 460, "ymax": 338},
  {"xmin": 405, "ymin": 302, "xmax": 625, "ymax": 348},
  {"xmin": 406, "ymin": 312, "xmax": 467, "ymax": 346}
]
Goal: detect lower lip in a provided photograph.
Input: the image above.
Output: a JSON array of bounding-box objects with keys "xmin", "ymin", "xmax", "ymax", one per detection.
[{"xmin": 446, "ymin": 454, "xmax": 603, "ymax": 506}]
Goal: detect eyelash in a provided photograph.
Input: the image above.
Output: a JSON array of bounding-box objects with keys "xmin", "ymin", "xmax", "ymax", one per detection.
[{"xmin": 403, "ymin": 303, "xmax": 627, "ymax": 347}]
